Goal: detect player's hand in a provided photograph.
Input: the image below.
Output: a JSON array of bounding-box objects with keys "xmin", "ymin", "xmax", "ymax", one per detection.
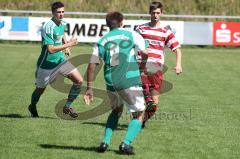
[
  {"xmin": 68, "ymin": 38, "xmax": 78, "ymax": 46},
  {"xmin": 84, "ymin": 88, "xmax": 93, "ymax": 105},
  {"xmin": 139, "ymin": 62, "xmax": 147, "ymax": 75},
  {"xmin": 174, "ymin": 65, "xmax": 182, "ymax": 75},
  {"xmin": 64, "ymin": 47, "xmax": 71, "ymax": 56}
]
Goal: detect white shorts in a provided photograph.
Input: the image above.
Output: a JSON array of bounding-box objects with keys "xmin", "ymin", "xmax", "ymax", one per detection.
[
  {"xmin": 35, "ymin": 61, "xmax": 77, "ymax": 88},
  {"xmin": 107, "ymin": 86, "xmax": 146, "ymax": 112}
]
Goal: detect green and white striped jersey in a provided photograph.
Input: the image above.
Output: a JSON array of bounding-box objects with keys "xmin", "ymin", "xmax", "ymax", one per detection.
[
  {"xmin": 90, "ymin": 28, "xmax": 146, "ymax": 91},
  {"xmin": 37, "ymin": 18, "xmax": 66, "ymax": 69}
]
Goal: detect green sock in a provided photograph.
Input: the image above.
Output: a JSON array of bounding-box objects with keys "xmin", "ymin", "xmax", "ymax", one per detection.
[
  {"xmin": 66, "ymin": 84, "xmax": 81, "ymax": 107},
  {"xmin": 103, "ymin": 112, "xmax": 120, "ymax": 144},
  {"xmin": 31, "ymin": 90, "xmax": 41, "ymax": 105},
  {"xmin": 124, "ymin": 119, "xmax": 142, "ymax": 145}
]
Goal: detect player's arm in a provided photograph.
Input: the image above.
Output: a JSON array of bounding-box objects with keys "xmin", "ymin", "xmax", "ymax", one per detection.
[
  {"xmin": 165, "ymin": 28, "xmax": 182, "ymax": 75},
  {"xmin": 139, "ymin": 49, "xmax": 148, "ymax": 71},
  {"xmin": 47, "ymin": 38, "xmax": 78, "ymax": 53},
  {"xmin": 62, "ymin": 33, "xmax": 71, "ymax": 56},
  {"xmin": 43, "ymin": 24, "xmax": 78, "ymax": 54},
  {"xmin": 84, "ymin": 63, "xmax": 96, "ymax": 105},
  {"xmin": 173, "ymin": 48, "xmax": 182, "ymax": 75},
  {"xmin": 84, "ymin": 43, "xmax": 101, "ymax": 105},
  {"xmin": 132, "ymin": 30, "xmax": 148, "ymax": 71}
]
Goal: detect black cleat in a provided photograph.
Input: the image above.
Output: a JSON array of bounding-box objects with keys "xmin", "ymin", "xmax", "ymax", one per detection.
[
  {"xmin": 63, "ymin": 106, "xmax": 78, "ymax": 118},
  {"xmin": 119, "ymin": 142, "xmax": 135, "ymax": 155},
  {"xmin": 97, "ymin": 142, "xmax": 108, "ymax": 153},
  {"xmin": 28, "ymin": 104, "xmax": 39, "ymax": 118}
]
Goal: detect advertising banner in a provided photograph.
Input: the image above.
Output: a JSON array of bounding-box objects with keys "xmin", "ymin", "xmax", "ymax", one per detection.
[
  {"xmin": 213, "ymin": 22, "xmax": 240, "ymax": 46},
  {"xmin": 0, "ymin": 16, "xmax": 184, "ymax": 44}
]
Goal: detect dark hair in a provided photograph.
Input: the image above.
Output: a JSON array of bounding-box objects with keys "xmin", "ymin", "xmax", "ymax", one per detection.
[
  {"xmin": 149, "ymin": 1, "xmax": 163, "ymax": 13},
  {"xmin": 106, "ymin": 12, "xmax": 123, "ymax": 29},
  {"xmin": 51, "ymin": 1, "xmax": 64, "ymax": 13}
]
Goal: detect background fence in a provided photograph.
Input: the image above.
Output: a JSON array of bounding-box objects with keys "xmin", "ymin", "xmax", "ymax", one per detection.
[{"xmin": 1, "ymin": 14, "xmax": 240, "ymax": 46}]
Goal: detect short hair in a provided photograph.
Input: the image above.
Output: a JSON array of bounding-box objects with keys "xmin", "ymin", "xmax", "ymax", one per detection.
[
  {"xmin": 51, "ymin": 1, "xmax": 64, "ymax": 13},
  {"xmin": 106, "ymin": 12, "xmax": 123, "ymax": 29},
  {"xmin": 149, "ymin": 1, "xmax": 163, "ymax": 13}
]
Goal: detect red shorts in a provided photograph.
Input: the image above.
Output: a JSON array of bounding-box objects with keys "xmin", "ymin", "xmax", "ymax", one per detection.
[{"xmin": 141, "ymin": 71, "xmax": 164, "ymax": 93}]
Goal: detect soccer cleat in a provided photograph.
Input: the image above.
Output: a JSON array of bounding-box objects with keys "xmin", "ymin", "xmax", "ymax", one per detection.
[
  {"xmin": 145, "ymin": 101, "xmax": 157, "ymax": 112},
  {"xmin": 28, "ymin": 104, "xmax": 39, "ymax": 118},
  {"xmin": 63, "ymin": 106, "xmax": 78, "ymax": 118},
  {"xmin": 97, "ymin": 142, "xmax": 108, "ymax": 153},
  {"xmin": 119, "ymin": 142, "xmax": 135, "ymax": 155}
]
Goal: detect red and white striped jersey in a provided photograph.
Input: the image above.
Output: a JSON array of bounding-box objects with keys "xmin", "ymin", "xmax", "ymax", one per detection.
[{"xmin": 136, "ymin": 22, "xmax": 180, "ymax": 64}]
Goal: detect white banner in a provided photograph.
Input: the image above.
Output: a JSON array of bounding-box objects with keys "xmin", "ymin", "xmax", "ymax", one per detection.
[
  {"xmin": 0, "ymin": 16, "xmax": 49, "ymax": 41},
  {"xmin": 0, "ymin": 16, "xmax": 184, "ymax": 44},
  {"xmin": 28, "ymin": 17, "xmax": 49, "ymax": 41}
]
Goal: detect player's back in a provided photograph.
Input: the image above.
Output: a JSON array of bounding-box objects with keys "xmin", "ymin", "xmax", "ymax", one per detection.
[
  {"xmin": 98, "ymin": 28, "xmax": 135, "ymax": 65},
  {"xmin": 97, "ymin": 28, "xmax": 142, "ymax": 91}
]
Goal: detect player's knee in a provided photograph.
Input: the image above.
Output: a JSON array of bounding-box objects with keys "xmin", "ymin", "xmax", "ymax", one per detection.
[
  {"xmin": 112, "ymin": 105, "xmax": 123, "ymax": 113},
  {"xmin": 74, "ymin": 79, "xmax": 83, "ymax": 85},
  {"xmin": 152, "ymin": 96, "xmax": 159, "ymax": 105},
  {"xmin": 69, "ymin": 72, "xmax": 83, "ymax": 85},
  {"xmin": 112, "ymin": 105, "xmax": 123, "ymax": 116},
  {"xmin": 154, "ymin": 100, "xmax": 159, "ymax": 105},
  {"xmin": 36, "ymin": 87, "xmax": 46, "ymax": 95},
  {"xmin": 131, "ymin": 111, "xmax": 144, "ymax": 121}
]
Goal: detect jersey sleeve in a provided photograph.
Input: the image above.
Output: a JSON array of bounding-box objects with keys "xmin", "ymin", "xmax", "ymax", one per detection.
[
  {"xmin": 42, "ymin": 24, "xmax": 54, "ymax": 45},
  {"xmin": 135, "ymin": 25, "xmax": 141, "ymax": 34},
  {"xmin": 89, "ymin": 43, "xmax": 103, "ymax": 64},
  {"xmin": 165, "ymin": 29, "xmax": 181, "ymax": 51},
  {"xmin": 61, "ymin": 19, "xmax": 68, "ymax": 27},
  {"xmin": 132, "ymin": 31, "xmax": 146, "ymax": 52}
]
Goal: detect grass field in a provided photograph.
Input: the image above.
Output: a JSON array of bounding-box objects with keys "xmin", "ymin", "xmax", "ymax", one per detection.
[{"xmin": 0, "ymin": 43, "xmax": 240, "ymax": 159}]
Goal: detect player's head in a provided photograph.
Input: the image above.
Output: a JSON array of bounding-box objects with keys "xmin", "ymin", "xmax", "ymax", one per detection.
[
  {"xmin": 51, "ymin": 1, "xmax": 65, "ymax": 22},
  {"xmin": 106, "ymin": 12, "xmax": 123, "ymax": 30},
  {"xmin": 149, "ymin": 1, "xmax": 163, "ymax": 23}
]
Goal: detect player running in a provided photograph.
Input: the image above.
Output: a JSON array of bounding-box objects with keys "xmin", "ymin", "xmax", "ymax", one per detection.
[
  {"xmin": 28, "ymin": 1, "xmax": 83, "ymax": 118},
  {"xmin": 136, "ymin": 1, "xmax": 183, "ymax": 127}
]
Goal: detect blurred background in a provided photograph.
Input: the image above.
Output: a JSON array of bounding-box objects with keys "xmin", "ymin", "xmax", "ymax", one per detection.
[{"xmin": 1, "ymin": 0, "xmax": 240, "ymax": 17}]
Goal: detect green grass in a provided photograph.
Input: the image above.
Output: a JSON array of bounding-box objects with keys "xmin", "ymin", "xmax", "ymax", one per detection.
[{"xmin": 0, "ymin": 43, "xmax": 240, "ymax": 159}]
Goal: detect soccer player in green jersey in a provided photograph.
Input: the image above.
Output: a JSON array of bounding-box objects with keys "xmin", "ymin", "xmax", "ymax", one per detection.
[
  {"xmin": 28, "ymin": 1, "xmax": 83, "ymax": 118},
  {"xmin": 84, "ymin": 12, "xmax": 148, "ymax": 155}
]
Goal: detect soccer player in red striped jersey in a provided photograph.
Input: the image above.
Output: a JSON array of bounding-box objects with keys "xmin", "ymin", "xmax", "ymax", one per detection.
[{"xmin": 136, "ymin": 1, "xmax": 183, "ymax": 127}]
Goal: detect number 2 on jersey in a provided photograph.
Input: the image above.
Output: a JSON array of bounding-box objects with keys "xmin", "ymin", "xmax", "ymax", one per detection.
[{"xmin": 109, "ymin": 44, "xmax": 119, "ymax": 66}]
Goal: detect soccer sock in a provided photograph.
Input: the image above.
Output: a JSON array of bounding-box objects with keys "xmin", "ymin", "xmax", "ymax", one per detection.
[
  {"xmin": 65, "ymin": 84, "xmax": 81, "ymax": 107},
  {"xmin": 31, "ymin": 90, "xmax": 41, "ymax": 105},
  {"xmin": 103, "ymin": 111, "xmax": 120, "ymax": 145},
  {"xmin": 123, "ymin": 119, "xmax": 142, "ymax": 145}
]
